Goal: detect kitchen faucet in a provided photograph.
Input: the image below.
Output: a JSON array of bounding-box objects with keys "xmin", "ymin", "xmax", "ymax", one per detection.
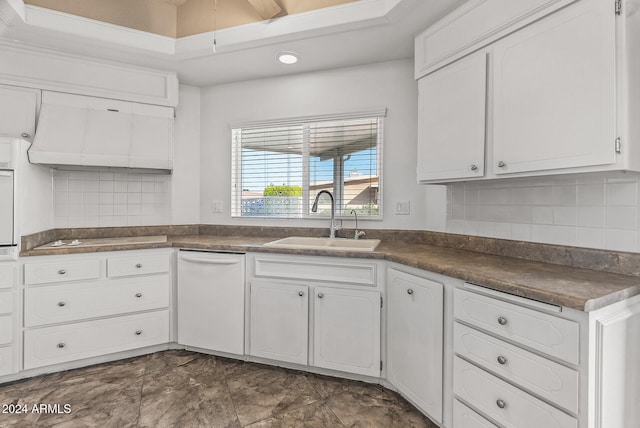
[
  {"xmin": 311, "ymin": 190, "xmax": 341, "ymax": 238},
  {"xmin": 350, "ymin": 209, "xmax": 366, "ymax": 240}
]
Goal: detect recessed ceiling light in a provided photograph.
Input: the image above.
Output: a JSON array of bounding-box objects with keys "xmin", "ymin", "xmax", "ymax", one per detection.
[{"xmin": 277, "ymin": 52, "xmax": 299, "ymax": 65}]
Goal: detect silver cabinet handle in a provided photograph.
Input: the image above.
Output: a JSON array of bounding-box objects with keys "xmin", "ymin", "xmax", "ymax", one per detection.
[
  {"xmin": 496, "ymin": 399, "xmax": 506, "ymax": 409},
  {"xmin": 57, "ymin": 343, "xmax": 66, "ymax": 348},
  {"xmin": 57, "ymin": 301, "xmax": 66, "ymax": 307},
  {"xmin": 58, "ymin": 270, "xmax": 66, "ymax": 275},
  {"xmin": 470, "ymin": 164, "xmax": 478, "ymax": 171},
  {"xmin": 135, "ymin": 263, "xmax": 142, "ymax": 269},
  {"xmin": 497, "ymin": 355, "xmax": 507, "ymax": 365},
  {"xmin": 21, "ymin": 133, "xmax": 29, "ymax": 138},
  {"xmin": 135, "ymin": 293, "xmax": 143, "ymax": 298},
  {"xmin": 298, "ymin": 291, "xmax": 304, "ymax": 297},
  {"xmin": 317, "ymin": 293, "xmax": 324, "ymax": 299},
  {"xmin": 135, "ymin": 330, "xmax": 142, "ymax": 336},
  {"xmin": 497, "ymin": 161, "xmax": 506, "ymax": 168},
  {"xmin": 407, "ymin": 289, "xmax": 414, "ymax": 295},
  {"xmin": 498, "ymin": 316, "xmax": 507, "ymax": 325}
]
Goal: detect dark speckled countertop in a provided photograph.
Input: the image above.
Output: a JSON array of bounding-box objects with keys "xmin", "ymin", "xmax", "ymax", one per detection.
[{"xmin": 20, "ymin": 227, "xmax": 640, "ymax": 312}]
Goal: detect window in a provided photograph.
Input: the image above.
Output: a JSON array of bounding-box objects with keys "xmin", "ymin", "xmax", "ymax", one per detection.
[{"xmin": 231, "ymin": 110, "xmax": 384, "ymax": 219}]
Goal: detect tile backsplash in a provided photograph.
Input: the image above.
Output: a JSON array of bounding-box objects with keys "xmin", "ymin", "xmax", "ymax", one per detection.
[
  {"xmin": 53, "ymin": 170, "xmax": 172, "ymax": 228},
  {"xmin": 446, "ymin": 172, "xmax": 640, "ymax": 252}
]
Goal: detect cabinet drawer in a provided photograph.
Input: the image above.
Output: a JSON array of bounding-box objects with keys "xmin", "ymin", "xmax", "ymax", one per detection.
[
  {"xmin": 24, "ymin": 310, "xmax": 169, "ymax": 369},
  {"xmin": 0, "ymin": 315, "xmax": 12, "ymax": 345},
  {"xmin": 453, "ymin": 399, "xmax": 498, "ymax": 428},
  {"xmin": 24, "ymin": 260, "xmax": 101, "ymax": 285},
  {"xmin": 454, "ymin": 323, "xmax": 578, "ymax": 413},
  {"xmin": 254, "ymin": 255, "xmax": 376, "ymax": 286},
  {"xmin": 0, "ymin": 264, "xmax": 16, "ymax": 289},
  {"xmin": 454, "ymin": 357, "xmax": 577, "ymax": 428},
  {"xmin": 107, "ymin": 253, "xmax": 170, "ymax": 278},
  {"xmin": 454, "ymin": 289, "xmax": 579, "ymax": 364},
  {"xmin": 0, "ymin": 291, "xmax": 13, "ymax": 314},
  {"xmin": 25, "ymin": 276, "xmax": 170, "ymax": 327}
]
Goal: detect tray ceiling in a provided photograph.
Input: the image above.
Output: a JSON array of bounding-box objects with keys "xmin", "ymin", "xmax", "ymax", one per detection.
[{"xmin": 24, "ymin": 0, "xmax": 359, "ymax": 38}]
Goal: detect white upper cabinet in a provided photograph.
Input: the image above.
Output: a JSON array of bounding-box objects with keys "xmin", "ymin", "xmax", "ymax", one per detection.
[
  {"xmin": 418, "ymin": 51, "xmax": 487, "ymax": 182},
  {"xmin": 130, "ymin": 103, "xmax": 174, "ymax": 170},
  {"xmin": 415, "ymin": 0, "xmax": 631, "ymax": 183},
  {"xmin": 492, "ymin": 0, "xmax": 616, "ymax": 174},
  {"xmin": 0, "ymin": 85, "xmax": 39, "ymax": 140}
]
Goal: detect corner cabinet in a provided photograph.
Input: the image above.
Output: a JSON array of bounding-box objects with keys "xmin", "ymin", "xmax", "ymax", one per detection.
[
  {"xmin": 246, "ymin": 253, "xmax": 381, "ymax": 378},
  {"xmin": 386, "ymin": 268, "xmax": 444, "ymax": 423},
  {"xmin": 416, "ymin": 0, "xmax": 632, "ymax": 183}
]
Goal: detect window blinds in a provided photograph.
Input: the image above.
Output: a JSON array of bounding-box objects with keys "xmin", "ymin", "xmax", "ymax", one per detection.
[{"xmin": 231, "ymin": 112, "xmax": 384, "ymax": 218}]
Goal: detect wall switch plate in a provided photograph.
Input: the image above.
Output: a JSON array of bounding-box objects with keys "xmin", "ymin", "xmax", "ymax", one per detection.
[
  {"xmin": 211, "ymin": 200, "xmax": 223, "ymax": 213},
  {"xmin": 395, "ymin": 200, "xmax": 410, "ymax": 215}
]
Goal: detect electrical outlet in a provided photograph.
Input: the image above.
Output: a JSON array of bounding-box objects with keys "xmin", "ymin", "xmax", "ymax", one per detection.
[
  {"xmin": 395, "ymin": 200, "xmax": 410, "ymax": 215},
  {"xmin": 211, "ymin": 200, "xmax": 223, "ymax": 213}
]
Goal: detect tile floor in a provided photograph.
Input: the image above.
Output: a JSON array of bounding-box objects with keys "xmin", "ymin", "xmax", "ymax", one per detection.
[{"xmin": 0, "ymin": 350, "xmax": 438, "ymax": 427}]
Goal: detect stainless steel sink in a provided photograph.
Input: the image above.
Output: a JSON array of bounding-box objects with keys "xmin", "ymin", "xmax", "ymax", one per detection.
[{"xmin": 263, "ymin": 236, "xmax": 381, "ymax": 252}]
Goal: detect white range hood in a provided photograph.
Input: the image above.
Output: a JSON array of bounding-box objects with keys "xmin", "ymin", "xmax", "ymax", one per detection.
[{"xmin": 29, "ymin": 91, "xmax": 174, "ymax": 173}]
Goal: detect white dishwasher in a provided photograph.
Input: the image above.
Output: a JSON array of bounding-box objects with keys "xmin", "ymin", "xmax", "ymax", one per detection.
[{"xmin": 177, "ymin": 250, "xmax": 245, "ymax": 355}]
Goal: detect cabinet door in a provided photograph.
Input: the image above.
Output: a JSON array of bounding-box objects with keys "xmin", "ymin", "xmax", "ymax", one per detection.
[
  {"xmin": 177, "ymin": 253, "xmax": 245, "ymax": 355},
  {"xmin": 249, "ymin": 281, "xmax": 309, "ymax": 365},
  {"xmin": 492, "ymin": 0, "xmax": 616, "ymax": 174},
  {"xmin": 313, "ymin": 286, "xmax": 380, "ymax": 377},
  {"xmin": 417, "ymin": 50, "xmax": 487, "ymax": 182},
  {"xmin": 387, "ymin": 268, "xmax": 444, "ymax": 423},
  {"xmin": 0, "ymin": 85, "xmax": 38, "ymax": 140}
]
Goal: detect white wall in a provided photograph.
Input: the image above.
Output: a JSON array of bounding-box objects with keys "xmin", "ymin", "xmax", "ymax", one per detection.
[
  {"xmin": 200, "ymin": 59, "xmax": 432, "ymax": 230},
  {"xmin": 171, "ymin": 84, "xmax": 201, "ymax": 225},
  {"xmin": 446, "ymin": 172, "xmax": 640, "ymax": 252}
]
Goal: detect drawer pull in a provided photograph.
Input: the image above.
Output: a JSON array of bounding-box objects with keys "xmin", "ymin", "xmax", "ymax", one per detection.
[
  {"xmin": 57, "ymin": 343, "xmax": 66, "ymax": 349},
  {"xmin": 407, "ymin": 289, "xmax": 414, "ymax": 295},
  {"xmin": 318, "ymin": 293, "xmax": 324, "ymax": 299},
  {"xmin": 135, "ymin": 330, "xmax": 142, "ymax": 336},
  {"xmin": 298, "ymin": 291, "xmax": 304, "ymax": 297},
  {"xmin": 497, "ymin": 355, "xmax": 507, "ymax": 365},
  {"xmin": 57, "ymin": 301, "xmax": 66, "ymax": 307},
  {"xmin": 58, "ymin": 270, "xmax": 66, "ymax": 275},
  {"xmin": 135, "ymin": 264, "xmax": 142, "ymax": 269},
  {"xmin": 496, "ymin": 399, "xmax": 506, "ymax": 409},
  {"xmin": 497, "ymin": 316, "xmax": 508, "ymax": 325},
  {"xmin": 135, "ymin": 293, "xmax": 143, "ymax": 298}
]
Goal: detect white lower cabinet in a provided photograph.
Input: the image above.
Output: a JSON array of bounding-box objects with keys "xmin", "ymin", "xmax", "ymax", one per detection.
[
  {"xmin": 22, "ymin": 250, "xmax": 171, "ymax": 370},
  {"xmin": 248, "ymin": 253, "xmax": 381, "ymax": 378},
  {"xmin": 249, "ymin": 281, "xmax": 308, "ymax": 365},
  {"xmin": 313, "ymin": 286, "xmax": 380, "ymax": 377},
  {"xmin": 24, "ymin": 311, "xmax": 169, "ymax": 370},
  {"xmin": 386, "ymin": 268, "xmax": 444, "ymax": 423},
  {"xmin": 177, "ymin": 251, "xmax": 245, "ymax": 355},
  {"xmin": 0, "ymin": 262, "xmax": 18, "ymax": 377},
  {"xmin": 453, "ymin": 399, "xmax": 498, "ymax": 428},
  {"xmin": 454, "ymin": 285, "xmax": 640, "ymax": 428}
]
